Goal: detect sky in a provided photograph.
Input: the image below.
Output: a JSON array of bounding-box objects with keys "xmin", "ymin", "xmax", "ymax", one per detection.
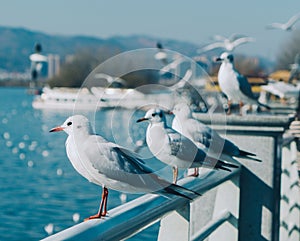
[{"xmin": 1, "ymin": 0, "xmax": 300, "ymax": 61}]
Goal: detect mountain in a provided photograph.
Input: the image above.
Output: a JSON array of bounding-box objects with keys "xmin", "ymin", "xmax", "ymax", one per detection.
[{"xmin": 0, "ymin": 26, "xmax": 199, "ymax": 73}]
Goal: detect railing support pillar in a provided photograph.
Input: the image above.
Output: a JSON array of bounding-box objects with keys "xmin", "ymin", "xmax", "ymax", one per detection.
[{"xmin": 158, "ymin": 204, "xmax": 190, "ymax": 241}]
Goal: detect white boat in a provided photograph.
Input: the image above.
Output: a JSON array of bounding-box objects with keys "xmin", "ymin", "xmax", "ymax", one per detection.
[
  {"xmin": 32, "ymin": 86, "xmax": 100, "ymax": 110},
  {"xmin": 32, "ymin": 86, "xmax": 177, "ymax": 110}
]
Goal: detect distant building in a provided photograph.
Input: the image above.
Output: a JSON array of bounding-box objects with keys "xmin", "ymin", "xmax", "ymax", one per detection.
[{"xmin": 47, "ymin": 54, "xmax": 60, "ymax": 79}]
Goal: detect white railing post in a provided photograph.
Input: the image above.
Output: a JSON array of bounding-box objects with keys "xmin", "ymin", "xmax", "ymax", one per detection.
[
  {"xmin": 158, "ymin": 204, "xmax": 190, "ymax": 241},
  {"xmin": 280, "ymin": 138, "xmax": 300, "ymax": 241},
  {"xmin": 193, "ymin": 113, "xmax": 293, "ymax": 241},
  {"xmin": 209, "ymin": 177, "xmax": 240, "ymax": 241}
]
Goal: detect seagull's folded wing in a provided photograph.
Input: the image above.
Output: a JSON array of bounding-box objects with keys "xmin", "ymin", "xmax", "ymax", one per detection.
[
  {"xmin": 237, "ymin": 74, "xmax": 256, "ymax": 99},
  {"xmin": 82, "ymin": 136, "xmax": 170, "ymax": 192}
]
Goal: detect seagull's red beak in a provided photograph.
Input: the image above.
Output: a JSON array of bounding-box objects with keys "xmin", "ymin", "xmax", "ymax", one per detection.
[{"xmin": 49, "ymin": 126, "xmax": 64, "ymax": 132}]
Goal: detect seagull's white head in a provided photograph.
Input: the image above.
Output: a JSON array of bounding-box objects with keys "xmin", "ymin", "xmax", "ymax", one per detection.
[
  {"xmin": 216, "ymin": 52, "xmax": 234, "ymax": 63},
  {"xmin": 137, "ymin": 108, "xmax": 167, "ymax": 124},
  {"xmin": 50, "ymin": 115, "xmax": 94, "ymax": 136},
  {"xmin": 172, "ymin": 103, "xmax": 192, "ymax": 119}
]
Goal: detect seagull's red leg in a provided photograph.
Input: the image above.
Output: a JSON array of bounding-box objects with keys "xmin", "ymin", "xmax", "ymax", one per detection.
[
  {"xmin": 101, "ymin": 188, "xmax": 108, "ymax": 216},
  {"xmin": 239, "ymin": 101, "xmax": 244, "ymax": 115},
  {"xmin": 172, "ymin": 166, "xmax": 178, "ymax": 184},
  {"xmin": 84, "ymin": 187, "xmax": 109, "ymax": 221},
  {"xmin": 227, "ymin": 100, "xmax": 232, "ymax": 115},
  {"xmin": 190, "ymin": 167, "xmax": 199, "ymax": 177}
]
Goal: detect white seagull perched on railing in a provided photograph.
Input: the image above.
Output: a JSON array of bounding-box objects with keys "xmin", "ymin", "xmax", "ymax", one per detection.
[
  {"xmin": 198, "ymin": 34, "xmax": 255, "ymax": 53},
  {"xmin": 216, "ymin": 52, "xmax": 271, "ymax": 115},
  {"xmin": 171, "ymin": 103, "xmax": 261, "ymax": 162},
  {"xmin": 50, "ymin": 115, "xmax": 201, "ymax": 221},
  {"xmin": 137, "ymin": 108, "xmax": 238, "ymax": 184},
  {"xmin": 288, "ymin": 53, "xmax": 300, "ymax": 83},
  {"xmin": 266, "ymin": 12, "xmax": 300, "ymax": 31}
]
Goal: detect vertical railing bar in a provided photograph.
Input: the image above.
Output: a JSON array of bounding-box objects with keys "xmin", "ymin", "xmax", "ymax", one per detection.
[{"xmin": 191, "ymin": 210, "xmax": 231, "ymax": 241}]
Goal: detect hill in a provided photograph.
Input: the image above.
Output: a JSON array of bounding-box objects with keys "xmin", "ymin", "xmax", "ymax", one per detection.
[{"xmin": 0, "ymin": 26, "xmax": 199, "ymax": 73}]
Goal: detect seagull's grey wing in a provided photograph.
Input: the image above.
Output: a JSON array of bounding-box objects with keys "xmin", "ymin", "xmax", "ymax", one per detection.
[
  {"xmin": 166, "ymin": 127, "xmax": 204, "ymax": 163},
  {"xmin": 212, "ymin": 34, "xmax": 227, "ymax": 41},
  {"xmin": 165, "ymin": 128, "xmax": 184, "ymax": 156},
  {"xmin": 83, "ymin": 137, "xmax": 150, "ymax": 176},
  {"xmin": 266, "ymin": 23, "xmax": 283, "ymax": 29},
  {"xmin": 199, "ymin": 42, "xmax": 225, "ymax": 52},
  {"xmin": 187, "ymin": 120, "xmax": 239, "ymax": 156},
  {"xmin": 237, "ymin": 74, "xmax": 256, "ymax": 99},
  {"xmin": 287, "ymin": 13, "xmax": 300, "ymax": 26},
  {"xmin": 185, "ymin": 119, "xmax": 213, "ymax": 148},
  {"xmin": 229, "ymin": 33, "xmax": 248, "ymax": 41},
  {"xmin": 232, "ymin": 37, "xmax": 255, "ymax": 47},
  {"xmin": 83, "ymin": 137, "xmax": 169, "ymax": 191}
]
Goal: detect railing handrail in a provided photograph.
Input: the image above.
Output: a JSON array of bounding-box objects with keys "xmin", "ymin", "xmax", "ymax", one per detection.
[{"xmin": 41, "ymin": 168, "xmax": 240, "ymax": 241}]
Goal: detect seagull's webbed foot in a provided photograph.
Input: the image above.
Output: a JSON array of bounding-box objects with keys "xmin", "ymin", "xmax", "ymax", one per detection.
[
  {"xmin": 84, "ymin": 213, "xmax": 102, "ymax": 221},
  {"xmin": 188, "ymin": 168, "xmax": 199, "ymax": 177},
  {"xmin": 84, "ymin": 187, "xmax": 109, "ymax": 221}
]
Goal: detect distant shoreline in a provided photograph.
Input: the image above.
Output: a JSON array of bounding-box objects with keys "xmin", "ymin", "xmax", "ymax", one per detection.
[{"xmin": 0, "ymin": 81, "xmax": 30, "ymax": 87}]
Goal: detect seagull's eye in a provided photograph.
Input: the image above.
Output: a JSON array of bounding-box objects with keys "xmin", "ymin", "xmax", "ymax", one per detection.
[
  {"xmin": 67, "ymin": 122, "xmax": 72, "ymax": 126},
  {"xmin": 152, "ymin": 113, "xmax": 156, "ymax": 117}
]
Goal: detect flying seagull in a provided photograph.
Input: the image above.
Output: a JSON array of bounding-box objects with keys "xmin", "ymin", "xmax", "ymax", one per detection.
[
  {"xmin": 266, "ymin": 12, "xmax": 300, "ymax": 31},
  {"xmin": 198, "ymin": 35, "xmax": 255, "ymax": 53}
]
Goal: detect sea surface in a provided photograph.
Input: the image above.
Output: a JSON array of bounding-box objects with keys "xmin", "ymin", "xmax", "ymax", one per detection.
[{"xmin": 0, "ymin": 87, "xmax": 174, "ymax": 240}]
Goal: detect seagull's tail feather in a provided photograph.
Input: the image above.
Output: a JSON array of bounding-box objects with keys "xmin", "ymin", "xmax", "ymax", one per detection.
[
  {"xmin": 239, "ymin": 149, "xmax": 256, "ymax": 156},
  {"xmin": 214, "ymin": 159, "xmax": 239, "ymax": 172},
  {"xmin": 258, "ymin": 101, "xmax": 271, "ymax": 110},
  {"xmin": 159, "ymin": 184, "xmax": 201, "ymax": 200},
  {"xmin": 201, "ymin": 156, "xmax": 239, "ymax": 172},
  {"xmin": 237, "ymin": 150, "xmax": 262, "ymax": 162}
]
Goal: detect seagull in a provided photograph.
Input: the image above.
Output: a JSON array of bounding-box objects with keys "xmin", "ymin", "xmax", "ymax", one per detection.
[
  {"xmin": 172, "ymin": 103, "xmax": 261, "ymax": 163},
  {"xmin": 288, "ymin": 53, "xmax": 300, "ymax": 83},
  {"xmin": 266, "ymin": 13, "xmax": 300, "ymax": 31},
  {"xmin": 216, "ymin": 52, "xmax": 271, "ymax": 115},
  {"xmin": 137, "ymin": 108, "xmax": 238, "ymax": 184},
  {"xmin": 198, "ymin": 35, "xmax": 255, "ymax": 53},
  {"xmin": 49, "ymin": 115, "xmax": 201, "ymax": 220}
]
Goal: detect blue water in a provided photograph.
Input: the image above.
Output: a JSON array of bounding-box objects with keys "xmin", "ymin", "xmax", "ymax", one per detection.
[{"xmin": 0, "ymin": 87, "xmax": 172, "ymax": 240}]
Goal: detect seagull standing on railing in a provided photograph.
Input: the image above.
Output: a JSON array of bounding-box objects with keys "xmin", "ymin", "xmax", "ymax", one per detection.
[
  {"xmin": 216, "ymin": 52, "xmax": 271, "ymax": 115},
  {"xmin": 198, "ymin": 34, "xmax": 255, "ymax": 53},
  {"xmin": 137, "ymin": 108, "xmax": 238, "ymax": 184},
  {"xmin": 50, "ymin": 115, "xmax": 201, "ymax": 221},
  {"xmin": 266, "ymin": 12, "xmax": 300, "ymax": 31},
  {"xmin": 288, "ymin": 53, "xmax": 300, "ymax": 83},
  {"xmin": 172, "ymin": 103, "xmax": 261, "ymax": 162}
]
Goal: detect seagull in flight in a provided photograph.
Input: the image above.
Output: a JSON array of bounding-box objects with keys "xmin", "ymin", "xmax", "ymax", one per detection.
[
  {"xmin": 216, "ymin": 52, "xmax": 271, "ymax": 114},
  {"xmin": 137, "ymin": 108, "xmax": 238, "ymax": 183},
  {"xmin": 198, "ymin": 34, "xmax": 255, "ymax": 53},
  {"xmin": 266, "ymin": 13, "xmax": 300, "ymax": 31},
  {"xmin": 50, "ymin": 115, "xmax": 201, "ymax": 220}
]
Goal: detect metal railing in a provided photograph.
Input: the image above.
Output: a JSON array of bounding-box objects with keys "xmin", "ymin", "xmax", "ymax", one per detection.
[{"xmin": 42, "ymin": 168, "xmax": 240, "ymax": 241}]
